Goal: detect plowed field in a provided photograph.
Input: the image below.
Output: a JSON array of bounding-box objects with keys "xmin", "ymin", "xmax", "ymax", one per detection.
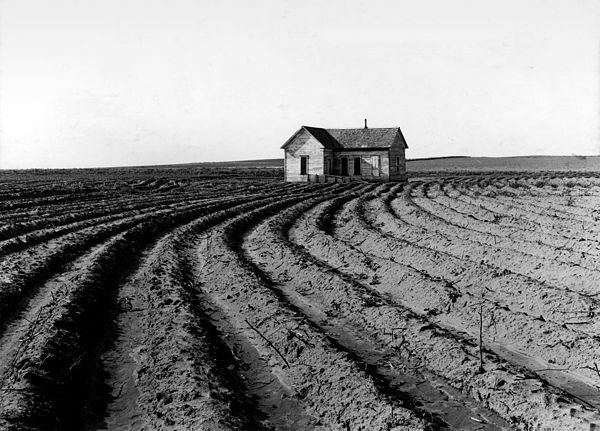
[{"xmin": 1, "ymin": 170, "xmax": 600, "ymax": 430}]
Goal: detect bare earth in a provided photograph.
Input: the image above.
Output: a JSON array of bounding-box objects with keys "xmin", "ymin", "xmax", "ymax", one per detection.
[{"xmin": 1, "ymin": 167, "xmax": 600, "ymax": 430}]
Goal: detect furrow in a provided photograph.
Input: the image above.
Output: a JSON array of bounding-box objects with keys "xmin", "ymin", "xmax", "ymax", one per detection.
[
  {"xmin": 411, "ymin": 182, "xmax": 600, "ymax": 258},
  {"xmin": 432, "ymin": 182, "xmax": 600, "ymax": 241},
  {"xmin": 242, "ymin": 192, "xmax": 600, "ymax": 429},
  {"xmin": 386, "ymin": 183, "xmax": 600, "ymax": 291},
  {"xmin": 304, "ymin": 192, "xmax": 600, "ymax": 410},
  {"xmin": 246, "ymin": 195, "xmax": 515, "ymax": 430},
  {"xmin": 0, "ymin": 190, "xmax": 308, "ymax": 331},
  {"xmin": 451, "ymin": 181, "xmax": 600, "ymax": 227},
  {"xmin": 0, "ymin": 193, "xmax": 298, "ymax": 429},
  {"xmin": 191, "ymin": 188, "xmax": 434, "ymax": 430},
  {"xmin": 99, "ymin": 200, "xmax": 300, "ymax": 430}
]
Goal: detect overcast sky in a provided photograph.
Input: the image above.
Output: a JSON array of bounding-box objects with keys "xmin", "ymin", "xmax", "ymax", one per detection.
[{"xmin": 0, "ymin": 0, "xmax": 599, "ymax": 168}]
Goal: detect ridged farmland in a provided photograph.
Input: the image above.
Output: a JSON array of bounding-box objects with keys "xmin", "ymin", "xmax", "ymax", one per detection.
[{"xmin": 1, "ymin": 168, "xmax": 600, "ymax": 430}]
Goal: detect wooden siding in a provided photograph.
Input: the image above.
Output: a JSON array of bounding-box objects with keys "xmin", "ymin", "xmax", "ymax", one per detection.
[
  {"xmin": 284, "ymin": 129, "xmax": 326, "ymax": 182},
  {"xmin": 388, "ymin": 134, "xmax": 407, "ymax": 181},
  {"xmin": 332, "ymin": 150, "xmax": 390, "ymax": 181}
]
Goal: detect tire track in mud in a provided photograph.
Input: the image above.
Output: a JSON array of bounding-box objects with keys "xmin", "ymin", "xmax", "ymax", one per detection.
[
  {"xmin": 241, "ymin": 191, "xmax": 600, "ymax": 429},
  {"xmin": 188, "ymin": 186, "xmax": 435, "ymax": 430}
]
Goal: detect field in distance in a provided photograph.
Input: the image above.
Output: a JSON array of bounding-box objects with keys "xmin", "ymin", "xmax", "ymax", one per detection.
[
  {"xmin": 407, "ymin": 155, "xmax": 600, "ymax": 173},
  {"xmin": 129, "ymin": 155, "xmax": 600, "ymax": 173}
]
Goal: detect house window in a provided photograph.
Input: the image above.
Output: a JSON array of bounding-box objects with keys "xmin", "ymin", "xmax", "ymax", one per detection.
[
  {"xmin": 371, "ymin": 156, "xmax": 380, "ymax": 177},
  {"xmin": 341, "ymin": 157, "xmax": 348, "ymax": 176},
  {"xmin": 300, "ymin": 156, "xmax": 308, "ymax": 175},
  {"xmin": 396, "ymin": 156, "xmax": 401, "ymax": 173},
  {"xmin": 353, "ymin": 157, "xmax": 361, "ymax": 175}
]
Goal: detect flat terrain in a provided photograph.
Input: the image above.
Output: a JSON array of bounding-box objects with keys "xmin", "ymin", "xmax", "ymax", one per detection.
[
  {"xmin": 1, "ymin": 166, "xmax": 600, "ymax": 430},
  {"xmin": 407, "ymin": 155, "xmax": 600, "ymax": 173},
  {"xmin": 122, "ymin": 154, "xmax": 600, "ymax": 174}
]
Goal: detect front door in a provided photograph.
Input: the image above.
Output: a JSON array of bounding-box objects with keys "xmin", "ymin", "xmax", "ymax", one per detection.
[
  {"xmin": 300, "ymin": 156, "xmax": 308, "ymax": 175},
  {"xmin": 353, "ymin": 157, "xmax": 361, "ymax": 176},
  {"xmin": 371, "ymin": 156, "xmax": 380, "ymax": 177},
  {"xmin": 341, "ymin": 157, "xmax": 348, "ymax": 176}
]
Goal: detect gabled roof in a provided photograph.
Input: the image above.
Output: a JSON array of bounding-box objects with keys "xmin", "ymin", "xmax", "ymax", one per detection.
[
  {"xmin": 303, "ymin": 126, "xmax": 341, "ymax": 149},
  {"xmin": 281, "ymin": 126, "xmax": 408, "ymax": 150}
]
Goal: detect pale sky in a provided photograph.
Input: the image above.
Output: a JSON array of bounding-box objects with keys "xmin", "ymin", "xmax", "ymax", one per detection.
[{"xmin": 0, "ymin": 0, "xmax": 599, "ymax": 168}]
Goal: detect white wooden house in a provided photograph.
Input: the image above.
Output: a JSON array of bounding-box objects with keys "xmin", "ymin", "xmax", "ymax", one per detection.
[{"xmin": 281, "ymin": 121, "xmax": 408, "ymax": 182}]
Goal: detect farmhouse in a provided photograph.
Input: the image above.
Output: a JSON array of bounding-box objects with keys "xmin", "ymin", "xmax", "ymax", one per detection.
[{"xmin": 281, "ymin": 120, "xmax": 408, "ymax": 182}]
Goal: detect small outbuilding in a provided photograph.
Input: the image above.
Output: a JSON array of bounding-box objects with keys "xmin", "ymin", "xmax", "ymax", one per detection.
[{"xmin": 281, "ymin": 120, "xmax": 408, "ymax": 182}]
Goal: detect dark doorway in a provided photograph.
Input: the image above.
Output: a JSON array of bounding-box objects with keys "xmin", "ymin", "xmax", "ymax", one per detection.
[
  {"xmin": 354, "ymin": 157, "xmax": 361, "ymax": 175},
  {"xmin": 341, "ymin": 158, "xmax": 348, "ymax": 176},
  {"xmin": 300, "ymin": 156, "xmax": 308, "ymax": 175}
]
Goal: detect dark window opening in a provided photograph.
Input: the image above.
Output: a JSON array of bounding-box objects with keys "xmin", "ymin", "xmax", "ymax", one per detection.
[
  {"xmin": 354, "ymin": 157, "xmax": 361, "ymax": 175},
  {"xmin": 396, "ymin": 156, "xmax": 401, "ymax": 173},
  {"xmin": 300, "ymin": 156, "xmax": 308, "ymax": 175},
  {"xmin": 341, "ymin": 158, "xmax": 348, "ymax": 176}
]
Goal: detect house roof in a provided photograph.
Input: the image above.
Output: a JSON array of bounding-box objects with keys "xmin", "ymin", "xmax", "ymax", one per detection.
[
  {"xmin": 328, "ymin": 128, "xmax": 406, "ymax": 149},
  {"xmin": 281, "ymin": 126, "xmax": 408, "ymax": 150},
  {"xmin": 303, "ymin": 126, "xmax": 341, "ymax": 149}
]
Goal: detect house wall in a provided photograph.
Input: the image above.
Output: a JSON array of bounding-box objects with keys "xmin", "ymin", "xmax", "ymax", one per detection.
[
  {"xmin": 284, "ymin": 129, "xmax": 326, "ymax": 182},
  {"xmin": 388, "ymin": 134, "xmax": 407, "ymax": 181},
  {"xmin": 332, "ymin": 150, "xmax": 390, "ymax": 181},
  {"xmin": 323, "ymin": 150, "xmax": 334, "ymax": 175}
]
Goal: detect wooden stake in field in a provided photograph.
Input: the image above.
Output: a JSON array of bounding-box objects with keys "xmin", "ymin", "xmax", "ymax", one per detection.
[{"xmin": 478, "ymin": 300, "xmax": 484, "ymax": 374}]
